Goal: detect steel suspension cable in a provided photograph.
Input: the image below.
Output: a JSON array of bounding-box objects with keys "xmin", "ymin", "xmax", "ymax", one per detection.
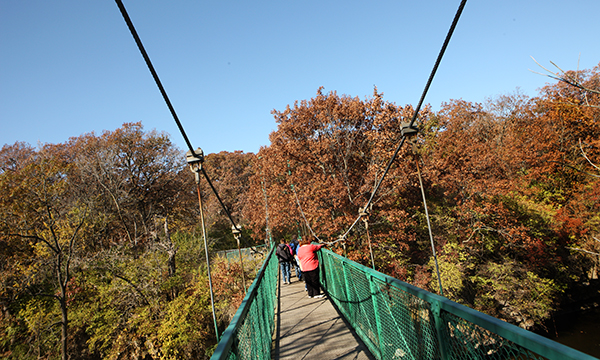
[
  {"xmin": 201, "ymin": 167, "xmax": 241, "ymax": 231},
  {"xmin": 291, "ymin": 184, "xmax": 321, "ymax": 242},
  {"xmin": 115, "ymin": 0, "xmax": 241, "ymax": 232},
  {"xmin": 286, "ymin": 161, "xmax": 322, "ymax": 242},
  {"xmin": 194, "ymin": 170, "xmax": 220, "ymax": 341},
  {"xmin": 115, "ymin": 0, "xmax": 195, "ymax": 154},
  {"xmin": 334, "ymin": 0, "xmax": 467, "ymax": 242},
  {"xmin": 408, "ymin": 0, "xmax": 467, "ymax": 130},
  {"xmin": 416, "ymin": 157, "xmax": 443, "ymax": 296},
  {"xmin": 259, "ymin": 177, "xmax": 272, "ymax": 246}
]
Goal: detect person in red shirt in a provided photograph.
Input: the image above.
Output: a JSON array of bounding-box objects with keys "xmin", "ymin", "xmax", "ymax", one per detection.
[{"xmin": 297, "ymin": 236, "xmax": 327, "ymax": 298}]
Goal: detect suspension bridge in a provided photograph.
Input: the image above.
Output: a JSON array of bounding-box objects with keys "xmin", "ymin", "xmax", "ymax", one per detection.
[{"xmin": 112, "ymin": 1, "xmax": 599, "ymax": 358}]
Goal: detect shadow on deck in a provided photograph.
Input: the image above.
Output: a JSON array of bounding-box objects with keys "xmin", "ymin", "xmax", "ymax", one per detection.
[{"xmin": 273, "ymin": 274, "xmax": 376, "ymax": 360}]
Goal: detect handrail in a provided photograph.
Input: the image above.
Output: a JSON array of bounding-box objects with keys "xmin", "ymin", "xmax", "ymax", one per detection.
[
  {"xmin": 318, "ymin": 248, "xmax": 598, "ymax": 360},
  {"xmin": 210, "ymin": 245, "xmax": 277, "ymax": 360},
  {"xmin": 210, "ymin": 246, "xmax": 597, "ymax": 360}
]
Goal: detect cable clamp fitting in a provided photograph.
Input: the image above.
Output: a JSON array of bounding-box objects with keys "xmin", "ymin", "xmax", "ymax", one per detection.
[
  {"xmin": 186, "ymin": 148, "xmax": 204, "ymax": 173},
  {"xmin": 359, "ymin": 204, "xmax": 373, "ymax": 218},
  {"xmin": 232, "ymin": 224, "xmax": 242, "ymax": 244},
  {"xmin": 359, "ymin": 207, "xmax": 371, "ymax": 224},
  {"xmin": 400, "ymin": 122, "xmax": 419, "ymax": 137}
]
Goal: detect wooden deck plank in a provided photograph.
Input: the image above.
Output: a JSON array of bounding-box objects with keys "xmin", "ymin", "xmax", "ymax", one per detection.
[{"xmin": 272, "ymin": 274, "xmax": 376, "ymax": 360}]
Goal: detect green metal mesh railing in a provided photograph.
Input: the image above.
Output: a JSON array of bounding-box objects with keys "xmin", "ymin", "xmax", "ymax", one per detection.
[
  {"xmin": 210, "ymin": 245, "xmax": 277, "ymax": 360},
  {"xmin": 210, "ymin": 246, "xmax": 597, "ymax": 360},
  {"xmin": 318, "ymin": 249, "xmax": 597, "ymax": 360},
  {"xmin": 216, "ymin": 244, "xmax": 268, "ymax": 263}
]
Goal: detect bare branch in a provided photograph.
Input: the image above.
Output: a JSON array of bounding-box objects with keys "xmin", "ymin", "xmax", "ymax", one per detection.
[
  {"xmin": 548, "ymin": 160, "xmax": 600, "ymax": 178},
  {"xmin": 7, "ymin": 233, "xmax": 59, "ymax": 254},
  {"xmin": 530, "ymin": 56, "xmax": 600, "ymax": 108},
  {"xmin": 549, "ymin": 60, "xmax": 581, "ymax": 86},
  {"xmin": 464, "ymin": 225, "xmax": 513, "ymax": 243},
  {"xmin": 530, "ymin": 56, "xmax": 559, "ymax": 77},
  {"xmin": 568, "ymin": 247, "xmax": 600, "ymax": 257},
  {"xmin": 113, "ymin": 273, "xmax": 151, "ymax": 306},
  {"xmin": 579, "ymin": 139, "xmax": 600, "ymax": 172},
  {"xmin": 530, "ymin": 56, "xmax": 600, "ymax": 96}
]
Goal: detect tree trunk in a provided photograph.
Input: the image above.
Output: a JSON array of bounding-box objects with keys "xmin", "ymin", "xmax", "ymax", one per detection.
[
  {"xmin": 57, "ymin": 252, "xmax": 69, "ymax": 360},
  {"xmin": 61, "ymin": 297, "xmax": 68, "ymax": 360},
  {"xmin": 164, "ymin": 219, "xmax": 177, "ymax": 278}
]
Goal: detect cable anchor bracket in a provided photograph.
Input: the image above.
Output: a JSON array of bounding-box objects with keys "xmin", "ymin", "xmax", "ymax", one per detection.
[
  {"xmin": 232, "ymin": 224, "xmax": 243, "ymax": 248},
  {"xmin": 401, "ymin": 123, "xmax": 420, "ymax": 154},
  {"xmin": 400, "ymin": 122, "xmax": 419, "ymax": 137},
  {"xmin": 186, "ymin": 148, "xmax": 204, "ymax": 182},
  {"xmin": 359, "ymin": 206, "xmax": 371, "ymax": 222},
  {"xmin": 186, "ymin": 148, "xmax": 204, "ymax": 171}
]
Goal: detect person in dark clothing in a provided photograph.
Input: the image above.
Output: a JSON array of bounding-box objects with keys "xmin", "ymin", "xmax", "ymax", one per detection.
[
  {"xmin": 276, "ymin": 238, "xmax": 293, "ymax": 284},
  {"xmin": 289, "ymin": 236, "xmax": 302, "ymax": 281}
]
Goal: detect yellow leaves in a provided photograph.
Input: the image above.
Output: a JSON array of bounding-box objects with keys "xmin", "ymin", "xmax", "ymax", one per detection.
[
  {"xmin": 33, "ymin": 241, "xmax": 52, "ymax": 257},
  {"xmin": 19, "ymin": 298, "xmax": 59, "ymax": 336},
  {"xmin": 12, "ymin": 260, "xmax": 41, "ymax": 283}
]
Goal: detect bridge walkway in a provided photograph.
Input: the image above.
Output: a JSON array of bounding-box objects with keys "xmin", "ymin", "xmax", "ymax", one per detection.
[{"xmin": 272, "ymin": 274, "xmax": 375, "ymax": 360}]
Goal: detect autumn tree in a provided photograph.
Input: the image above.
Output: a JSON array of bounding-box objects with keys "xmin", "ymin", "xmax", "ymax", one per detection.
[
  {"xmin": 202, "ymin": 151, "xmax": 257, "ymax": 249},
  {"xmin": 247, "ymin": 69, "xmax": 599, "ymax": 330},
  {"xmin": 416, "ymin": 61, "xmax": 600, "ymax": 327},
  {"xmin": 534, "ymin": 63, "xmax": 600, "ymax": 281},
  {"xmin": 0, "ymin": 123, "xmax": 210, "ymax": 358},
  {"xmin": 68, "ymin": 122, "xmax": 185, "ymax": 247},
  {"xmin": 245, "ymin": 87, "xmax": 433, "ymax": 278},
  {"xmin": 172, "ymin": 150, "xmax": 258, "ymax": 251},
  {"xmin": 0, "ymin": 143, "xmax": 95, "ymax": 360}
]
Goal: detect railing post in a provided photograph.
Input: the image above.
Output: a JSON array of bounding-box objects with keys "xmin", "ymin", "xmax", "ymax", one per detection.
[
  {"xmin": 431, "ymin": 300, "xmax": 449, "ymax": 360},
  {"xmin": 368, "ymin": 275, "xmax": 385, "ymax": 360},
  {"xmin": 342, "ymin": 260, "xmax": 352, "ymax": 315}
]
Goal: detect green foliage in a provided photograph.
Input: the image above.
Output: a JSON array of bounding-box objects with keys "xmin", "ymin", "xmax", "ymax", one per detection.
[
  {"xmin": 154, "ymin": 281, "xmax": 214, "ymax": 359},
  {"xmin": 11, "ymin": 298, "xmax": 61, "ymax": 359},
  {"xmin": 67, "ymin": 246, "xmax": 223, "ymax": 359},
  {"xmin": 429, "ymin": 242, "xmax": 473, "ymax": 301},
  {"xmin": 469, "ymin": 260, "xmax": 564, "ymax": 330}
]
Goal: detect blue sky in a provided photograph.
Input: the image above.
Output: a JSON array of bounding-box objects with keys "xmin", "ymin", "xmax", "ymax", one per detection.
[{"xmin": 2, "ymin": 1, "xmax": 599, "ymax": 155}]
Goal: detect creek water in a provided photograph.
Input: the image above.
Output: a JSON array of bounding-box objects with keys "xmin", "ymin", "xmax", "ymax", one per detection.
[{"xmin": 539, "ymin": 307, "xmax": 600, "ymax": 358}]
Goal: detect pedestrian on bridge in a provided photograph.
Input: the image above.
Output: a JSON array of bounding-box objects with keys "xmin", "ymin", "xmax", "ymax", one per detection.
[
  {"xmin": 276, "ymin": 239, "xmax": 293, "ymax": 284},
  {"xmin": 289, "ymin": 236, "xmax": 302, "ymax": 281},
  {"xmin": 297, "ymin": 237, "xmax": 327, "ymax": 298}
]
